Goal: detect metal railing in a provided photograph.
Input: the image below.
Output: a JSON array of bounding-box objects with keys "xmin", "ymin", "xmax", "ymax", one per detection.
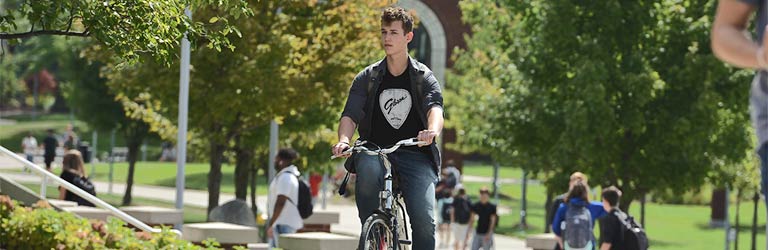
[{"xmin": 0, "ymin": 145, "xmax": 176, "ymax": 235}]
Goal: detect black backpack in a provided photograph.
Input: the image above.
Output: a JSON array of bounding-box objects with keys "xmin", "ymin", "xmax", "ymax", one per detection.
[
  {"xmin": 286, "ymin": 173, "xmax": 314, "ymax": 219},
  {"xmin": 453, "ymin": 197, "xmax": 472, "ymax": 224},
  {"xmin": 613, "ymin": 210, "xmax": 649, "ymax": 250}
]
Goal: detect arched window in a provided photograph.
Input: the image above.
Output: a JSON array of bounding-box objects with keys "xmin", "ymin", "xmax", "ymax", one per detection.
[{"xmin": 408, "ymin": 26, "xmax": 431, "ymax": 67}]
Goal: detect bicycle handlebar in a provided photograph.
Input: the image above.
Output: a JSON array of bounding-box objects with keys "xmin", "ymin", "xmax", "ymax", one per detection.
[{"xmin": 331, "ymin": 138, "xmax": 427, "ymax": 159}]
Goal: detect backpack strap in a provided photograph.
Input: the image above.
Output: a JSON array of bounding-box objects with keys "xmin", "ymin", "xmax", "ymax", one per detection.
[
  {"xmin": 278, "ymin": 171, "xmax": 301, "ymax": 205},
  {"xmin": 612, "ymin": 209, "xmax": 633, "ymax": 229}
]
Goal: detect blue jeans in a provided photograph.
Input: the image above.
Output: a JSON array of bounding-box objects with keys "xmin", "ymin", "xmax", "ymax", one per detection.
[
  {"xmin": 355, "ymin": 149, "xmax": 438, "ymax": 250},
  {"xmin": 269, "ymin": 224, "xmax": 296, "ymax": 248}
]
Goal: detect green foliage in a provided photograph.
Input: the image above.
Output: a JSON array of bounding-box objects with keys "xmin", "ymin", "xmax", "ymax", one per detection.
[
  {"xmin": 0, "ymin": 49, "xmax": 24, "ymax": 108},
  {"xmin": 0, "ymin": 0, "xmax": 253, "ymax": 64},
  {"xmin": 0, "ymin": 196, "xmax": 217, "ymax": 249},
  {"xmin": 104, "ymin": 0, "xmax": 386, "ymax": 171},
  {"xmin": 449, "ymin": 0, "xmax": 753, "ymax": 207}
]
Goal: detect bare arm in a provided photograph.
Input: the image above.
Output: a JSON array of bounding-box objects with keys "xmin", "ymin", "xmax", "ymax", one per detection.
[
  {"xmin": 711, "ymin": 0, "xmax": 761, "ymax": 68},
  {"xmin": 268, "ymin": 195, "xmax": 290, "ymax": 228},
  {"xmin": 465, "ymin": 212, "xmax": 475, "ymax": 242},
  {"xmin": 488, "ymin": 214, "xmax": 497, "ymax": 234},
  {"xmin": 450, "ymin": 206, "xmax": 456, "ymax": 225},
  {"xmin": 600, "ymin": 243, "xmax": 612, "ymax": 250},
  {"xmin": 333, "ymin": 117, "xmax": 357, "ymax": 156},
  {"xmin": 58, "ymin": 186, "xmax": 66, "ymax": 200},
  {"xmin": 418, "ymin": 107, "xmax": 444, "ymax": 145}
]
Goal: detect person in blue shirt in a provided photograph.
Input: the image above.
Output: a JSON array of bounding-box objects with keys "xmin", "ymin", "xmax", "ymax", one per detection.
[{"xmin": 552, "ymin": 181, "xmax": 607, "ymax": 250}]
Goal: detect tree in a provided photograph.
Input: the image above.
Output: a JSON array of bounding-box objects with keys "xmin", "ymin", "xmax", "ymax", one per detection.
[
  {"xmin": 105, "ymin": 0, "xmax": 385, "ymax": 216},
  {"xmin": 8, "ymin": 35, "xmax": 152, "ymax": 206},
  {"xmin": 0, "ymin": 0, "xmax": 251, "ymax": 63},
  {"xmin": 0, "ymin": 42, "xmax": 23, "ymax": 109},
  {"xmin": 448, "ymin": 0, "xmax": 753, "ymax": 211}
]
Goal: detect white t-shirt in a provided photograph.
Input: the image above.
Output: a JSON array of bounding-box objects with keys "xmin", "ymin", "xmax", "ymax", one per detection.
[
  {"xmin": 22, "ymin": 137, "xmax": 38, "ymax": 155},
  {"xmin": 268, "ymin": 165, "xmax": 304, "ymax": 229}
]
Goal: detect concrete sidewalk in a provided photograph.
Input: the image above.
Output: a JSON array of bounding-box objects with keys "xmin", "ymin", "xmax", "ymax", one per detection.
[{"xmin": 0, "ymin": 155, "xmax": 530, "ymax": 250}]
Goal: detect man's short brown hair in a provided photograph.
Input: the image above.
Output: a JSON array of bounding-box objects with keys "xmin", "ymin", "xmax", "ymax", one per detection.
[
  {"xmin": 381, "ymin": 6, "xmax": 414, "ymax": 33},
  {"xmin": 602, "ymin": 186, "xmax": 622, "ymax": 207}
]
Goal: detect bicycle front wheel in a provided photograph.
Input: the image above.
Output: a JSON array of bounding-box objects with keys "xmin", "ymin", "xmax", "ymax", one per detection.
[{"xmin": 359, "ymin": 213, "xmax": 396, "ymax": 250}]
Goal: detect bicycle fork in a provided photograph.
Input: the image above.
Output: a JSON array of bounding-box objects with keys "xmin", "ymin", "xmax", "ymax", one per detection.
[{"xmin": 378, "ymin": 154, "xmax": 411, "ymax": 248}]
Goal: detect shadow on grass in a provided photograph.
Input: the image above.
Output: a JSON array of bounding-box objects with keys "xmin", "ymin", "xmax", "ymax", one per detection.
[
  {"xmin": 649, "ymin": 239, "xmax": 685, "ymax": 248},
  {"xmin": 696, "ymin": 223, "xmax": 767, "ymax": 234}
]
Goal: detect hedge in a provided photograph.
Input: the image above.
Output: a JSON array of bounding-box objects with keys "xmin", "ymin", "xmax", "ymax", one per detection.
[{"xmin": 0, "ymin": 195, "xmax": 233, "ymax": 249}]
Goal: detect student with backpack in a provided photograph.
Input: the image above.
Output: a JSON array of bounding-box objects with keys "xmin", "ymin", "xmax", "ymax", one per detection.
[
  {"xmin": 267, "ymin": 148, "xmax": 307, "ymax": 248},
  {"xmin": 451, "ymin": 188, "xmax": 472, "ymax": 250},
  {"xmin": 437, "ymin": 189, "xmax": 454, "ymax": 248},
  {"xmin": 552, "ymin": 181, "xmax": 607, "ymax": 250},
  {"xmin": 599, "ymin": 186, "xmax": 648, "ymax": 250}
]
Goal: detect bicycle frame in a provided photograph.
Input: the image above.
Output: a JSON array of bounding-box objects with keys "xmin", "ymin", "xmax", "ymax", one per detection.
[{"xmin": 333, "ymin": 138, "xmax": 425, "ymax": 249}]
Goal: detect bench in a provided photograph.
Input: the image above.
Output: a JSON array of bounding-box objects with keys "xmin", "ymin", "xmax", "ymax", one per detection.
[
  {"xmin": 109, "ymin": 147, "xmax": 128, "ymax": 162},
  {"xmin": 279, "ymin": 232, "xmax": 357, "ymax": 250},
  {"xmin": 526, "ymin": 233, "xmax": 558, "ymax": 250},
  {"xmin": 299, "ymin": 211, "xmax": 340, "ymax": 233},
  {"xmin": 183, "ymin": 222, "xmax": 260, "ymax": 249}
]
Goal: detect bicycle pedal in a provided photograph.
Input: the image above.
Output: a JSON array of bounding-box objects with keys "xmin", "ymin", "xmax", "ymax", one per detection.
[{"xmin": 398, "ymin": 239, "xmax": 412, "ymax": 245}]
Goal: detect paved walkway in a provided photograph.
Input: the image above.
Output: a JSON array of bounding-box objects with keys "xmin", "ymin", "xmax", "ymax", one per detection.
[{"xmin": 0, "ymin": 154, "xmax": 531, "ymax": 250}]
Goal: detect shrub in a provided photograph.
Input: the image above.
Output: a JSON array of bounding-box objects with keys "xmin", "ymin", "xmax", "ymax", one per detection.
[{"xmin": 0, "ymin": 195, "xmax": 223, "ymax": 249}]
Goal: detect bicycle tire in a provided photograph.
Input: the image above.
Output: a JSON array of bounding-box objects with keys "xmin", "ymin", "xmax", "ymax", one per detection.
[{"xmin": 359, "ymin": 213, "xmax": 396, "ymax": 250}]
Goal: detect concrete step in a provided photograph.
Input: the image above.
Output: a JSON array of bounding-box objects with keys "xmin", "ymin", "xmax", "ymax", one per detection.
[
  {"xmin": 62, "ymin": 206, "xmax": 114, "ymax": 221},
  {"xmin": 183, "ymin": 222, "xmax": 260, "ymax": 245},
  {"xmin": 279, "ymin": 232, "xmax": 357, "ymax": 250},
  {"xmin": 47, "ymin": 199, "xmax": 78, "ymax": 208},
  {"xmin": 526, "ymin": 233, "xmax": 557, "ymax": 250},
  {"xmin": 121, "ymin": 206, "xmax": 183, "ymax": 226}
]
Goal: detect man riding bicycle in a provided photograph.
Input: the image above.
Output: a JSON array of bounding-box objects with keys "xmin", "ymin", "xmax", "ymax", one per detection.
[{"xmin": 332, "ymin": 6, "xmax": 444, "ymax": 250}]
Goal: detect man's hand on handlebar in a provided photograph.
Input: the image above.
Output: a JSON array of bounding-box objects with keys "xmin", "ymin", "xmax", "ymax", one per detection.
[
  {"xmin": 332, "ymin": 142, "xmax": 351, "ymax": 158},
  {"xmin": 417, "ymin": 129, "xmax": 439, "ymax": 146}
]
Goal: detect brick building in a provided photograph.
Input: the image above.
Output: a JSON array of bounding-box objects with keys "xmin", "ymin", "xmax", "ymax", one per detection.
[{"xmin": 399, "ymin": 0, "xmax": 471, "ymax": 171}]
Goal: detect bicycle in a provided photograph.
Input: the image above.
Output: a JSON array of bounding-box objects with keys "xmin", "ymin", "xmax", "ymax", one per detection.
[{"xmin": 332, "ymin": 138, "xmax": 427, "ymax": 250}]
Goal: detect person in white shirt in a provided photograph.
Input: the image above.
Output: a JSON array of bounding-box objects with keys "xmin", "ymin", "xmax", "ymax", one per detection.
[
  {"xmin": 21, "ymin": 132, "xmax": 38, "ymax": 170},
  {"xmin": 267, "ymin": 148, "xmax": 304, "ymax": 248}
]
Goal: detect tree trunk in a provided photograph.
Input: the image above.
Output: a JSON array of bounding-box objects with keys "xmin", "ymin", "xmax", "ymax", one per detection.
[
  {"xmin": 712, "ymin": 188, "xmax": 728, "ymax": 228},
  {"xmin": 751, "ymin": 192, "xmax": 759, "ymax": 250},
  {"xmin": 735, "ymin": 189, "xmax": 741, "ymax": 250},
  {"xmin": 640, "ymin": 194, "xmax": 646, "ymax": 227},
  {"xmin": 544, "ymin": 191, "xmax": 553, "ymax": 233},
  {"xmin": 250, "ymin": 154, "xmax": 258, "ymax": 218},
  {"xmin": 121, "ymin": 125, "xmax": 146, "ymax": 206},
  {"xmin": 207, "ymin": 140, "xmax": 226, "ymax": 218},
  {"xmin": 121, "ymin": 142, "xmax": 140, "ymax": 205},
  {"xmin": 234, "ymin": 141, "xmax": 253, "ymax": 200}
]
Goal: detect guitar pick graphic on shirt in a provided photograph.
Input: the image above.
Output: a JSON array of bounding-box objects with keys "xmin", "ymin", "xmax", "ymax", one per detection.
[{"xmin": 379, "ymin": 89, "xmax": 412, "ymax": 129}]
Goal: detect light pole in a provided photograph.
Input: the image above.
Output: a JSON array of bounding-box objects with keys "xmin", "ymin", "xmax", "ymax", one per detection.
[{"xmin": 175, "ymin": 6, "xmax": 192, "ymax": 230}]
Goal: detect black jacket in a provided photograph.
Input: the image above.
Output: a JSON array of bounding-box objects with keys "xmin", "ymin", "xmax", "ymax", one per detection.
[{"xmin": 340, "ymin": 56, "xmax": 444, "ymax": 173}]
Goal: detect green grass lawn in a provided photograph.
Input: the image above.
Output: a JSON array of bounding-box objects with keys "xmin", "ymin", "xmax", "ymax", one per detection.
[
  {"xmin": 0, "ymin": 113, "xmax": 164, "ymax": 160},
  {"xmin": 21, "ymin": 183, "xmax": 209, "ymax": 223},
  {"xmin": 81, "ymin": 161, "xmax": 270, "ymax": 196},
  {"xmin": 3, "ymin": 161, "xmax": 271, "ymax": 195},
  {"xmin": 460, "ymin": 164, "xmax": 766, "ymax": 250}
]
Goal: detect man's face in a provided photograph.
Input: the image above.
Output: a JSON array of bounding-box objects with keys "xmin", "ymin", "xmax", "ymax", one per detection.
[
  {"xmin": 273, "ymin": 157, "xmax": 282, "ymax": 170},
  {"xmin": 381, "ymin": 21, "xmax": 412, "ymax": 57},
  {"xmin": 480, "ymin": 191, "xmax": 490, "ymax": 203},
  {"xmin": 602, "ymin": 199, "xmax": 611, "ymax": 212}
]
